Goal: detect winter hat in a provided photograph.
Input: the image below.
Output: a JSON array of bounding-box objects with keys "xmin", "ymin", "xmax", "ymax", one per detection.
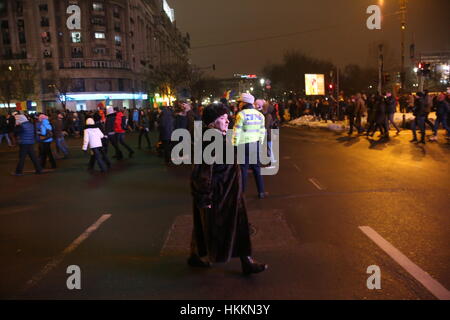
[
  {"xmin": 202, "ymin": 104, "xmax": 229, "ymax": 126},
  {"xmin": 106, "ymin": 106, "xmax": 114, "ymax": 115},
  {"xmin": 15, "ymin": 114, "xmax": 28, "ymax": 125},
  {"xmin": 240, "ymin": 93, "xmax": 255, "ymax": 104},
  {"xmin": 255, "ymin": 99, "xmax": 266, "ymax": 111},
  {"xmin": 86, "ymin": 118, "xmax": 95, "ymax": 125}
]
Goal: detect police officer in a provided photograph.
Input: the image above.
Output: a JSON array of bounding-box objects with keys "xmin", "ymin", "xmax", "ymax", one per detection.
[{"xmin": 232, "ymin": 93, "xmax": 266, "ymax": 199}]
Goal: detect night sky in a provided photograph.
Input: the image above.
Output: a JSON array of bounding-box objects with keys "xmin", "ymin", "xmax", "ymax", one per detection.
[{"xmin": 170, "ymin": 0, "xmax": 450, "ymax": 78}]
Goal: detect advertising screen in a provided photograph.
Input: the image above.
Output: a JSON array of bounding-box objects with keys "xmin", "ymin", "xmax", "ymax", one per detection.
[{"xmin": 305, "ymin": 74, "xmax": 325, "ymax": 96}]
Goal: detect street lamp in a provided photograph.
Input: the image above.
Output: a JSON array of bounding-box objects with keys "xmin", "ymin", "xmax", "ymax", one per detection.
[
  {"xmin": 260, "ymin": 78, "xmax": 265, "ymax": 86},
  {"xmin": 8, "ymin": 65, "xmax": 12, "ymax": 71}
]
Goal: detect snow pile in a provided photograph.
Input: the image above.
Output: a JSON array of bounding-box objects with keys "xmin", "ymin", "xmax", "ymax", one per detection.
[{"xmin": 286, "ymin": 112, "xmax": 437, "ymax": 132}]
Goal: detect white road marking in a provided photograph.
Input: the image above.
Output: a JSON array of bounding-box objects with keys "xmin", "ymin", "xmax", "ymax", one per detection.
[
  {"xmin": 359, "ymin": 226, "xmax": 450, "ymax": 300},
  {"xmin": 293, "ymin": 164, "xmax": 301, "ymax": 172},
  {"xmin": 23, "ymin": 214, "xmax": 111, "ymax": 292},
  {"xmin": 308, "ymin": 178, "xmax": 325, "ymax": 190}
]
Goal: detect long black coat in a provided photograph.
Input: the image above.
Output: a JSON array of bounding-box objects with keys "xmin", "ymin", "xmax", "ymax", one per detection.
[{"xmin": 190, "ymin": 134, "xmax": 252, "ymax": 263}]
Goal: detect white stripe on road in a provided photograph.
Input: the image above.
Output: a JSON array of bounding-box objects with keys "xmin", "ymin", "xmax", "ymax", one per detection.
[
  {"xmin": 23, "ymin": 214, "xmax": 111, "ymax": 292},
  {"xmin": 293, "ymin": 164, "xmax": 301, "ymax": 172},
  {"xmin": 359, "ymin": 226, "xmax": 450, "ymax": 300},
  {"xmin": 308, "ymin": 178, "xmax": 325, "ymax": 190}
]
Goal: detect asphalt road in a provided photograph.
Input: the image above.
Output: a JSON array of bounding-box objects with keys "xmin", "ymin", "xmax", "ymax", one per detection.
[{"xmin": 0, "ymin": 126, "xmax": 449, "ymax": 300}]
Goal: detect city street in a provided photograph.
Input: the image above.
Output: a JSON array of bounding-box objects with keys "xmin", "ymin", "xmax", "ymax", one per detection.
[{"xmin": 0, "ymin": 127, "xmax": 448, "ymax": 300}]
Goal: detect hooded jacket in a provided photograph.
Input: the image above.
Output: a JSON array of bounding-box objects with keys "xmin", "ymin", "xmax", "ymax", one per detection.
[
  {"xmin": 37, "ymin": 118, "xmax": 53, "ymax": 143},
  {"xmin": 114, "ymin": 111, "xmax": 126, "ymax": 133},
  {"xmin": 14, "ymin": 121, "xmax": 36, "ymax": 145}
]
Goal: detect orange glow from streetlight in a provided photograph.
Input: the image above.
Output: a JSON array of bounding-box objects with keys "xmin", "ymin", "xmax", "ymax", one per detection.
[{"xmin": 379, "ymin": 0, "xmax": 384, "ymax": 6}]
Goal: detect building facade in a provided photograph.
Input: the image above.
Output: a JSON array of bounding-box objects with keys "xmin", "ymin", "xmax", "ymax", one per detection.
[{"xmin": 0, "ymin": 0, "xmax": 190, "ymax": 112}]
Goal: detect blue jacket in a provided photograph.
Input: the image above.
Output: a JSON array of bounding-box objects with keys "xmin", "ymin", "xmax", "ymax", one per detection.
[
  {"xmin": 37, "ymin": 118, "xmax": 53, "ymax": 143},
  {"xmin": 15, "ymin": 121, "xmax": 36, "ymax": 145}
]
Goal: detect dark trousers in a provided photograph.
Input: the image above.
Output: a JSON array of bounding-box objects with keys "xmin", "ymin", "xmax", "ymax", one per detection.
[
  {"xmin": 433, "ymin": 114, "xmax": 450, "ymax": 136},
  {"xmin": 387, "ymin": 113, "xmax": 400, "ymax": 132},
  {"xmin": 88, "ymin": 147, "xmax": 109, "ymax": 172},
  {"xmin": 117, "ymin": 133, "xmax": 133, "ymax": 154},
  {"xmin": 39, "ymin": 142, "xmax": 56, "ymax": 169},
  {"xmin": 16, "ymin": 144, "xmax": 42, "ymax": 174},
  {"xmin": 106, "ymin": 134, "xmax": 123, "ymax": 159},
  {"xmin": 240, "ymin": 142, "xmax": 265, "ymax": 195},
  {"xmin": 348, "ymin": 115, "xmax": 363, "ymax": 134},
  {"xmin": 138, "ymin": 129, "xmax": 151, "ymax": 148},
  {"xmin": 411, "ymin": 116, "xmax": 425, "ymax": 140}
]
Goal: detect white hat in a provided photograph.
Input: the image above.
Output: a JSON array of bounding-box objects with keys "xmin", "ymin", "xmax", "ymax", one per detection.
[
  {"xmin": 255, "ymin": 99, "xmax": 266, "ymax": 111},
  {"xmin": 106, "ymin": 106, "xmax": 114, "ymax": 115},
  {"xmin": 240, "ymin": 93, "xmax": 255, "ymax": 104},
  {"xmin": 86, "ymin": 118, "xmax": 95, "ymax": 125}
]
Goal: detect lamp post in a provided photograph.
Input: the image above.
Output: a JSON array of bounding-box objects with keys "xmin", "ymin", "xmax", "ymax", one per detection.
[{"xmin": 400, "ymin": 0, "xmax": 407, "ymax": 90}]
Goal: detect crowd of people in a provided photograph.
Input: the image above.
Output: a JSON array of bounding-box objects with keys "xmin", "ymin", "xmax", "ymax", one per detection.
[{"xmin": 278, "ymin": 90, "xmax": 450, "ymax": 143}]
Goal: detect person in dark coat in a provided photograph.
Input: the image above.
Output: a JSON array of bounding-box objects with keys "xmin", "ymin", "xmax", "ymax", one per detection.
[
  {"xmin": 158, "ymin": 106, "xmax": 174, "ymax": 164},
  {"xmin": 411, "ymin": 92, "xmax": 427, "ymax": 144},
  {"xmin": 385, "ymin": 92, "xmax": 400, "ymax": 134},
  {"xmin": 189, "ymin": 104, "xmax": 268, "ymax": 275},
  {"xmin": 0, "ymin": 115, "xmax": 12, "ymax": 146},
  {"xmin": 137, "ymin": 110, "xmax": 151, "ymax": 149},
  {"xmin": 104, "ymin": 106, "xmax": 123, "ymax": 160},
  {"xmin": 13, "ymin": 115, "xmax": 42, "ymax": 175}
]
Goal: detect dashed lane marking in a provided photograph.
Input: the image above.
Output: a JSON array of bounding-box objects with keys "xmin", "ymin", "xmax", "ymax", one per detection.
[
  {"xmin": 308, "ymin": 178, "xmax": 325, "ymax": 190},
  {"xmin": 359, "ymin": 226, "xmax": 450, "ymax": 300},
  {"xmin": 22, "ymin": 214, "xmax": 111, "ymax": 292}
]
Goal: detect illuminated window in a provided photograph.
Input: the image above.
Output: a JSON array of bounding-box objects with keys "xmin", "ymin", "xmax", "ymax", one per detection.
[
  {"xmin": 114, "ymin": 35, "xmax": 121, "ymax": 46},
  {"xmin": 93, "ymin": 3, "xmax": 103, "ymax": 11},
  {"xmin": 41, "ymin": 31, "xmax": 51, "ymax": 44},
  {"xmin": 95, "ymin": 32, "xmax": 105, "ymax": 39},
  {"xmin": 71, "ymin": 32, "xmax": 81, "ymax": 43}
]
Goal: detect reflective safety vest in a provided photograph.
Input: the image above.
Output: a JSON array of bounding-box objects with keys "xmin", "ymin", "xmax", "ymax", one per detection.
[{"xmin": 232, "ymin": 107, "xmax": 266, "ymax": 146}]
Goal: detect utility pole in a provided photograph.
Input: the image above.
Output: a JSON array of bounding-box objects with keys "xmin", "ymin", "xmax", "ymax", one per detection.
[
  {"xmin": 400, "ymin": 0, "xmax": 407, "ymax": 90},
  {"xmin": 378, "ymin": 44, "xmax": 384, "ymax": 94}
]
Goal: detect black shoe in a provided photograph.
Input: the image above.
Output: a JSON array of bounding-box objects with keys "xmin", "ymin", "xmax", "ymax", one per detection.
[
  {"xmin": 187, "ymin": 255, "xmax": 211, "ymax": 268},
  {"xmin": 240, "ymin": 256, "xmax": 267, "ymax": 275},
  {"xmin": 419, "ymin": 140, "xmax": 426, "ymax": 144}
]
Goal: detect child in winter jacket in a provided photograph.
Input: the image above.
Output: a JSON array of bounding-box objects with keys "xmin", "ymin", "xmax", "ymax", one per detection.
[{"xmin": 82, "ymin": 118, "xmax": 111, "ymax": 172}]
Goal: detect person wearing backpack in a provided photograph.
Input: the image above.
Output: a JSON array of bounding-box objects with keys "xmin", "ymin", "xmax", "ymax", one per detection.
[
  {"xmin": 37, "ymin": 114, "xmax": 56, "ymax": 169},
  {"xmin": 114, "ymin": 108, "xmax": 134, "ymax": 158}
]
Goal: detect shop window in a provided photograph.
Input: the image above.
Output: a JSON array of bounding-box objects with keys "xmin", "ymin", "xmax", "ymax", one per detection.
[{"xmin": 71, "ymin": 32, "xmax": 81, "ymax": 43}]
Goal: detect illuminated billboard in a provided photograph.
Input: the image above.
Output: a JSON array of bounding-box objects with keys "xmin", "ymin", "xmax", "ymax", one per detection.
[{"xmin": 305, "ymin": 74, "xmax": 325, "ymax": 96}]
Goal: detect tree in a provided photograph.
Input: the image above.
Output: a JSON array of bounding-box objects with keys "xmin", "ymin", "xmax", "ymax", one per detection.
[
  {"xmin": 15, "ymin": 63, "xmax": 40, "ymax": 103},
  {"xmin": 0, "ymin": 65, "xmax": 18, "ymax": 112},
  {"xmin": 47, "ymin": 74, "xmax": 73, "ymax": 111}
]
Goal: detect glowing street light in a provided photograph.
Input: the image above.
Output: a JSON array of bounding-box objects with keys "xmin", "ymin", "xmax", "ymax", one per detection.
[{"xmin": 260, "ymin": 78, "xmax": 265, "ymax": 86}]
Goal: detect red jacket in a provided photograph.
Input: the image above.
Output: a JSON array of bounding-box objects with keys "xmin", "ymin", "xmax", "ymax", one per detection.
[{"xmin": 114, "ymin": 111, "xmax": 125, "ymax": 133}]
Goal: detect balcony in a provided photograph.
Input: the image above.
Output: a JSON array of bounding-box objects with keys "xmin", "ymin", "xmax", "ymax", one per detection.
[{"xmin": 71, "ymin": 52, "xmax": 84, "ymax": 58}]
